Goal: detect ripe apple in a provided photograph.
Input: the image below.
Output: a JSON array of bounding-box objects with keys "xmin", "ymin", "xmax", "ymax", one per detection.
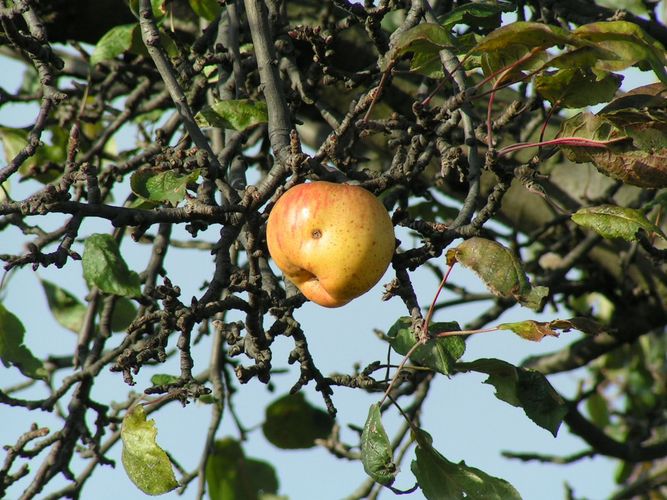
[{"xmin": 266, "ymin": 181, "xmax": 395, "ymax": 308}]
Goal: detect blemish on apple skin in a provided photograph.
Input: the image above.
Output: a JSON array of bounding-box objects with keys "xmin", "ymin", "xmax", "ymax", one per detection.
[{"xmin": 312, "ymin": 229, "xmax": 322, "ymax": 239}]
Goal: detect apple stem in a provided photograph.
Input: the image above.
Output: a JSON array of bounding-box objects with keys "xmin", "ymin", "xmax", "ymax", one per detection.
[
  {"xmin": 435, "ymin": 326, "xmax": 500, "ymax": 337},
  {"xmin": 421, "ymin": 263, "xmax": 455, "ymax": 340},
  {"xmin": 380, "ymin": 340, "xmax": 424, "ymax": 406}
]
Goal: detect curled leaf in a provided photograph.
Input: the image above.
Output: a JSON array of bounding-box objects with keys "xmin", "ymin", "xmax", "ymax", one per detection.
[
  {"xmin": 360, "ymin": 404, "xmax": 396, "ymax": 486},
  {"xmin": 121, "ymin": 404, "xmax": 178, "ymax": 495},
  {"xmin": 452, "ymin": 237, "xmax": 548, "ymax": 310},
  {"xmin": 571, "ymin": 204, "xmax": 666, "ymax": 241},
  {"xmin": 558, "ymin": 111, "xmax": 667, "ymax": 188}
]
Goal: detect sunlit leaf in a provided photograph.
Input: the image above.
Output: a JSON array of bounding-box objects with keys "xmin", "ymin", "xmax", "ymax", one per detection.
[
  {"xmin": 572, "ymin": 204, "xmax": 666, "ymax": 241},
  {"xmin": 458, "ymin": 358, "xmax": 567, "ymax": 436},
  {"xmin": 83, "ymin": 234, "xmax": 142, "ymax": 298},
  {"xmin": 412, "ymin": 428, "xmax": 522, "ymax": 500},
  {"xmin": 387, "ymin": 317, "xmax": 465, "ymax": 375},
  {"xmin": 498, "ymin": 320, "xmax": 560, "ymax": 342},
  {"xmin": 195, "ymin": 99, "xmax": 268, "ymax": 131},
  {"xmin": 206, "ymin": 438, "xmax": 279, "ymax": 500},
  {"xmin": 188, "ymin": 0, "xmax": 221, "ymax": 21},
  {"xmin": 90, "ymin": 24, "xmax": 138, "ymax": 66},
  {"xmin": 130, "ymin": 168, "xmax": 200, "ymax": 205},
  {"xmin": 262, "ymin": 392, "xmax": 334, "ymax": 449},
  {"xmin": 381, "ymin": 23, "xmax": 454, "ymax": 72},
  {"xmin": 150, "ymin": 374, "xmax": 180, "ymax": 386},
  {"xmin": 360, "ymin": 404, "xmax": 396, "ymax": 486},
  {"xmin": 0, "ymin": 127, "xmax": 65, "ymax": 183},
  {"xmin": 450, "ymin": 238, "xmax": 549, "ymax": 310},
  {"xmin": 469, "ymin": 21, "xmax": 577, "ymax": 55},
  {"xmin": 0, "ymin": 303, "xmax": 47, "ymax": 380},
  {"xmin": 121, "ymin": 404, "xmax": 178, "ymax": 495},
  {"xmin": 573, "ymin": 21, "xmax": 667, "ymax": 84}
]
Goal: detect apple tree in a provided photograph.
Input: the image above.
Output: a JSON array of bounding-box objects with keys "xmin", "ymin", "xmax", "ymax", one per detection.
[{"xmin": 1, "ymin": 0, "xmax": 666, "ymax": 498}]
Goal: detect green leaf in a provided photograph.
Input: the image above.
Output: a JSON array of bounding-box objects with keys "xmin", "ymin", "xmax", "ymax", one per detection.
[
  {"xmin": 0, "ymin": 126, "xmax": 65, "ymax": 183},
  {"xmin": 572, "ymin": 204, "xmax": 667, "ymax": 241},
  {"xmin": 535, "ymin": 68, "xmax": 622, "ymax": 108},
  {"xmin": 412, "ymin": 428, "xmax": 522, "ymax": 500},
  {"xmin": 360, "ymin": 404, "xmax": 396, "ymax": 486},
  {"xmin": 121, "ymin": 404, "xmax": 178, "ymax": 495},
  {"xmin": 195, "ymin": 99, "xmax": 268, "ymax": 131},
  {"xmin": 458, "ymin": 358, "xmax": 567, "ymax": 436},
  {"xmin": 469, "ymin": 21, "xmax": 576, "ymax": 55},
  {"xmin": 40, "ymin": 279, "xmax": 87, "ymax": 333},
  {"xmin": 128, "ymin": 0, "xmax": 167, "ymax": 21},
  {"xmin": 188, "ymin": 0, "xmax": 221, "ymax": 20},
  {"xmin": 498, "ymin": 320, "xmax": 560, "ymax": 342},
  {"xmin": 90, "ymin": 24, "xmax": 138, "ymax": 66},
  {"xmin": 130, "ymin": 168, "xmax": 200, "ymax": 205},
  {"xmin": 573, "ymin": 21, "xmax": 667, "ymax": 84},
  {"xmin": 380, "ymin": 23, "xmax": 454, "ymax": 72},
  {"xmin": 83, "ymin": 234, "xmax": 142, "ymax": 298},
  {"xmin": 40, "ymin": 281, "xmax": 137, "ymax": 334},
  {"xmin": 150, "ymin": 374, "xmax": 180, "ymax": 386},
  {"xmin": 586, "ymin": 391, "xmax": 610, "ymax": 429},
  {"xmin": 440, "ymin": 2, "xmax": 511, "ymax": 31},
  {"xmin": 206, "ymin": 438, "xmax": 279, "ymax": 500},
  {"xmin": 387, "ymin": 317, "xmax": 465, "ymax": 375},
  {"xmin": 109, "ymin": 297, "xmax": 138, "ymax": 332},
  {"xmin": 451, "ymin": 237, "xmax": 548, "ymax": 310},
  {"xmin": 0, "ymin": 303, "xmax": 47, "ymax": 380},
  {"xmin": 261, "ymin": 392, "xmax": 334, "ymax": 449}
]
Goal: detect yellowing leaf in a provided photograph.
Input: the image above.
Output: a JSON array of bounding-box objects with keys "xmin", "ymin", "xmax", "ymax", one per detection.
[
  {"xmin": 498, "ymin": 320, "xmax": 560, "ymax": 342},
  {"xmin": 121, "ymin": 404, "xmax": 178, "ymax": 496}
]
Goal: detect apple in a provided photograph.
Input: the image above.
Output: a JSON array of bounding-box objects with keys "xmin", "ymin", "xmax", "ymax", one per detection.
[{"xmin": 266, "ymin": 181, "xmax": 395, "ymax": 308}]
